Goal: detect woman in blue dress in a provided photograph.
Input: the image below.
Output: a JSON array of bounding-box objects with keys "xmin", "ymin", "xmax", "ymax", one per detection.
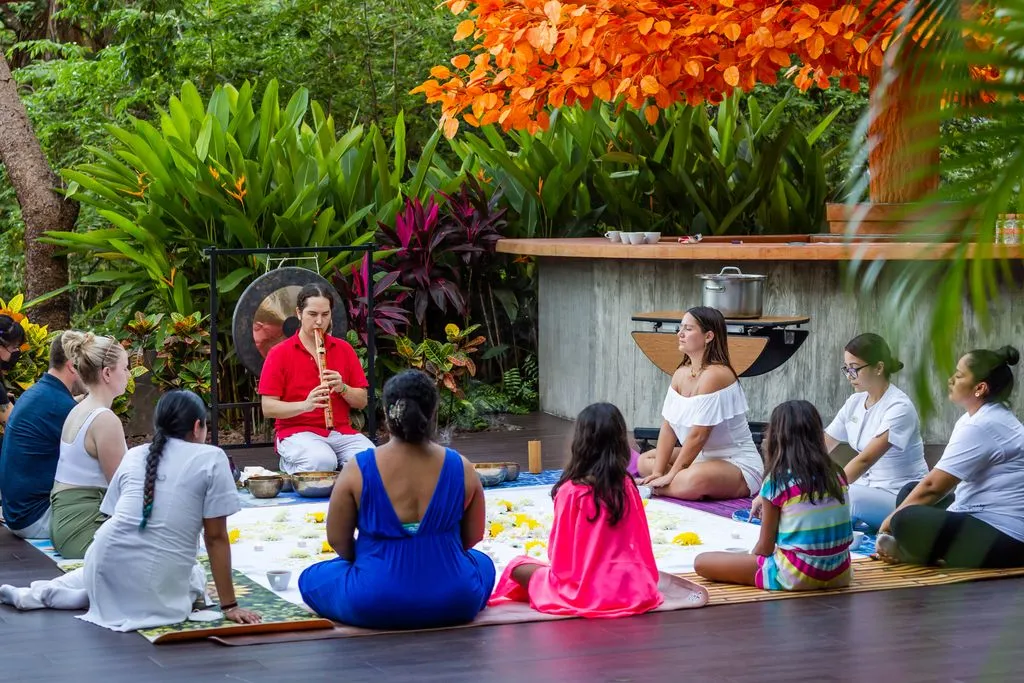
[{"xmin": 299, "ymin": 369, "xmax": 495, "ymax": 629}]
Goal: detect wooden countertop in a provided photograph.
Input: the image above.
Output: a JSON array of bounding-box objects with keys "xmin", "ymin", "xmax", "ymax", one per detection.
[
  {"xmin": 632, "ymin": 312, "xmax": 810, "ymax": 327},
  {"xmin": 496, "ymin": 237, "xmax": 1024, "ymax": 261}
]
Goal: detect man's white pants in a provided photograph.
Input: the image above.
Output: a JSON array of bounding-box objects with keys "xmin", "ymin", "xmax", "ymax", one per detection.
[{"xmin": 277, "ymin": 431, "xmax": 374, "ymax": 474}]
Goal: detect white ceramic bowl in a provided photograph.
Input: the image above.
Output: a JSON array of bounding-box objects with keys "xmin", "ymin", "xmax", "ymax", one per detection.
[
  {"xmin": 644, "ymin": 232, "xmax": 662, "ymax": 244},
  {"xmin": 850, "ymin": 530, "xmax": 866, "ymax": 551}
]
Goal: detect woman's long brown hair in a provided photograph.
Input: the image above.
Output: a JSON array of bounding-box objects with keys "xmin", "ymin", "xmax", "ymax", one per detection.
[{"xmin": 681, "ymin": 306, "xmax": 736, "ymax": 376}]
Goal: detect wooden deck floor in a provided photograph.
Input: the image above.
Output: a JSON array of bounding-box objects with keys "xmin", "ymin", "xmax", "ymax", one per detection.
[{"xmin": 3, "ymin": 413, "xmax": 1023, "ymax": 682}]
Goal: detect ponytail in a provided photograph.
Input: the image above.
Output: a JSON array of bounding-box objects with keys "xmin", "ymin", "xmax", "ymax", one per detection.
[{"xmin": 139, "ymin": 431, "xmax": 168, "ymax": 530}]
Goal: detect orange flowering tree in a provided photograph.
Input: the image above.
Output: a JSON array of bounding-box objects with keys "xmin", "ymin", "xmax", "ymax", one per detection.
[
  {"xmin": 412, "ymin": 0, "xmax": 902, "ymax": 135},
  {"xmin": 414, "ymin": 1, "xmax": 999, "ymax": 205}
]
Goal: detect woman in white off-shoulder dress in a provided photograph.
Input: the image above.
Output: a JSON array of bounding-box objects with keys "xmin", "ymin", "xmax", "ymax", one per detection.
[{"xmin": 636, "ymin": 307, "xmax": 764, "ymax": 500}]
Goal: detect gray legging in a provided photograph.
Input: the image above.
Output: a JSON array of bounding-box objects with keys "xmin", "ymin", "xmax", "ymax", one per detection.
[{"xmin": 890, "ymin": 482, "xmax": 1024, "ymax": 568}]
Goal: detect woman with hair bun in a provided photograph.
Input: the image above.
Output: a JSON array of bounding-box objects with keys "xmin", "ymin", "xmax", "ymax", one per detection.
[
  {"xmin": 49, "ymin": 332, "xmax": 130, "ymax": 558},
  {"xmin": 0, "ymin": 390, "xmax": 260, "ymax": 629},
  {"xmin": 299, "ymin": 369, "xmax": 495, "ymax": 629},
  {"xmin": 816, "ymin": 333, "xmax": 929, "ymax": 532},
  {"xmin": 877, "ymin": 346, "xmax": 1024, "ymax": 568}
]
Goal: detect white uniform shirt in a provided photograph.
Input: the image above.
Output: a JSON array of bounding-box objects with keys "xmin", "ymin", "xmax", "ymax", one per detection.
[
  {"xmin": 825, "ymin": 384, "xmax": 928, "ymax": 494},
  {"xmin": 936, "ymin": 403, "xmax": 1024, "ymax": 543}
]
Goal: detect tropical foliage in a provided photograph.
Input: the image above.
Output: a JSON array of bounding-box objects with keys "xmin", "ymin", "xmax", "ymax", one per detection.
[{"xmin": 0, "ymin": 294, "xmax": 50, "ymax": 394}]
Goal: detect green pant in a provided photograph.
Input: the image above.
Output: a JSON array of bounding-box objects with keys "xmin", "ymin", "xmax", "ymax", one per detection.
[{"xmin": 49, "ymin": 487, "xmax": 108, "ymax": 560}]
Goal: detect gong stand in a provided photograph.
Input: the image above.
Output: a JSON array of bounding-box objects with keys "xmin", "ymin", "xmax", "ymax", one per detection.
[{"xmin": 205, "ymin": 245, "xmax": 377, "ymax": 451}]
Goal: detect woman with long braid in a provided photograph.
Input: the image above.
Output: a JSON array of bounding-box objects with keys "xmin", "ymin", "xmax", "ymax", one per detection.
[{"xmin": 0, "ymin": 390, "xmax": 260, "ymax": 630}]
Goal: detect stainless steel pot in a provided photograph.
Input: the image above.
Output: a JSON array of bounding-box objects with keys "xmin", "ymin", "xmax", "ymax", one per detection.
[{"xmin": 697, "ymin": 266, "xmax": 765, "ymax": 319}]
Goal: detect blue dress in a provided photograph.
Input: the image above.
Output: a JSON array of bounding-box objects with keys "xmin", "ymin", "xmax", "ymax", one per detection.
[{"xmin": 298, "ymin": 448, "xmax": 496, "ymax": 629}]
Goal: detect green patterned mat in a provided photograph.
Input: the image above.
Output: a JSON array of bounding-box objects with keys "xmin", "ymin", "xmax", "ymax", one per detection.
[{"xmin": 138, "ymin": 557, "xmax": 332, "ymax": 643}]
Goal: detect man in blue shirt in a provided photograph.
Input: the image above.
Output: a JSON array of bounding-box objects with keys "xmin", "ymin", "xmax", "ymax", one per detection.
[{"xmin": 0, "ymin": 334, "xmax": 83, "ymax": 538}]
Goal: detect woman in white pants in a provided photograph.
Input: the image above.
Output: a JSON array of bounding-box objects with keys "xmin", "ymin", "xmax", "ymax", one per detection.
[{"xmin": 824, "ymin": 334, "xmax": 929, "ymax": 531}]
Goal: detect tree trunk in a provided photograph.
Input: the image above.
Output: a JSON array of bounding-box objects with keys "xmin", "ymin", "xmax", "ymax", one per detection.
[
  {"xmin": 867, "ymin": 47, "xmax": 941, "ymax": 204},
  {"xmin": 0, "ymin": 51, "xmax": 77, "ymax": 329}
]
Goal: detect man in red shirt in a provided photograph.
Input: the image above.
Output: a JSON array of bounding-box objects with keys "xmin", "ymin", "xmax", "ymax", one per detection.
[{"xmin": 258, "ymin": 284, "xmax": 373, "ymax": 473}]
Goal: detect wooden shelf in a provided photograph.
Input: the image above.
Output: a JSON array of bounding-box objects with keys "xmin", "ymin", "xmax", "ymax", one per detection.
[
  {"xmin": 632, "ymin": 312, "xmax": 809, "ymax": 327},
  {"xmin": 496, "ymin": 237, "xmax": 1024, "ymax": 261}
]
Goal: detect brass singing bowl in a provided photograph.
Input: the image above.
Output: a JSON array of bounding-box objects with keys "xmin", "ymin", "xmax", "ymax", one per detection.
[
  {"xmin": 248, "ymin": 475, "xmax": 284, "ymax": 499},
  {"xmin": 292, "ymin": 470, "xmax": 339, "ymax": 498}
]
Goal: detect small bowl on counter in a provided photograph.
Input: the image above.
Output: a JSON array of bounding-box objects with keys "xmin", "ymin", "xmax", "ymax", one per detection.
[
  {"xmin": 291, "ymin": 470, "xmax": 339, "ymax": 498},
  {"xmin": 501, "ymin": 462, "xmax": 521, "ymax": 481}
]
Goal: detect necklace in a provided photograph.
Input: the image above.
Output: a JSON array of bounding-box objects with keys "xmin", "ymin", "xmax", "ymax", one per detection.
[{"xmin": 689, "ymin": 364, "xmax": 703, "ymax": 379}]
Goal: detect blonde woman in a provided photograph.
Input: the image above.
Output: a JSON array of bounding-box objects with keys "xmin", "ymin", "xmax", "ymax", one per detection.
[{"xmin": 50, "ymin": 332, "xmax": 129, "ymax": 559}]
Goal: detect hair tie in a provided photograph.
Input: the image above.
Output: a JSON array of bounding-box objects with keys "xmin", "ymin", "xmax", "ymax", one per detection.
[{"xmin": 387, "ymin": 399, "xmax": 406, "ymax": 422}]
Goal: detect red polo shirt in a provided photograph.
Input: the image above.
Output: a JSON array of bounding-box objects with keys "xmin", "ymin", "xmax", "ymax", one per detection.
[{"xmin": 258, "ymin": 333, "xmax": 368, "ymax": 440}]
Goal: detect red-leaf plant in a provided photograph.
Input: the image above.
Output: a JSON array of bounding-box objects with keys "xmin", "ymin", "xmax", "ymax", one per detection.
[
  {"xmin": 376, "ymin": 196, "xmax": 468, "ymax": 327},
  {"xmin": 333, "ymin": 256, "xmax": 413, "ymax": 345}
]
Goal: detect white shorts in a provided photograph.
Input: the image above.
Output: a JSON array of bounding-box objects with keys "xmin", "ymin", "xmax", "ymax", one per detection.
[
  {"xmin": 276, "ymin": 430, "xmax": 374, "ymax": 474},
  {"xmin": 696, "ymin": 451, "xmax": 764, "ymax": 497}
]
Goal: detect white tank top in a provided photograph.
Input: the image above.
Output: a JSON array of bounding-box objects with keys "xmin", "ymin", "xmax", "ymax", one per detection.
[{"xmin": 54, "ymin": 407, "xmax": 113, "ymax": 488}]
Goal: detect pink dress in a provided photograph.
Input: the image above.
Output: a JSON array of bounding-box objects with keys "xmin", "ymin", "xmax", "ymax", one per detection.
[{"xmin": 489, "ymin": 479, "xmax": 663, "ymax": 618}]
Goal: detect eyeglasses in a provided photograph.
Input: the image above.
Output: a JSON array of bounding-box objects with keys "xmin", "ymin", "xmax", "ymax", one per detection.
[{"xmin": 841, "ymin": 363, "xmax": 870, "ymax": 380}]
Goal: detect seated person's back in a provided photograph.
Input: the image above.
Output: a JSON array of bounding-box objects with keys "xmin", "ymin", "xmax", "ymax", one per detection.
[
  {"xmin": 49, "ymin": 333, "xmax": 129, "ymax": 559},
  {"xmin": 298, "ymin": 369, "xmax": 495, "ymax": 629},
  {"xmin": 0, "ymin": 334, "xmax": 83, "ymax": 539}
]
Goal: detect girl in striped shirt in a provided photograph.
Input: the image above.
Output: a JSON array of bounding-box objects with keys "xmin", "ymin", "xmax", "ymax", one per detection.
[{"xmin": 695, "ymin": 400, "xmax": 853, "ymax": 590}]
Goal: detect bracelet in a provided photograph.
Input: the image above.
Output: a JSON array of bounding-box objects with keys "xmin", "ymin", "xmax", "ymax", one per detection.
[
  {"xmin": 219, "ymin": 601, "xmax": 238, "ymax": 611},
  {"xmin": 339, "ymin": 383, "xmax": 348, "ymax": 395}
]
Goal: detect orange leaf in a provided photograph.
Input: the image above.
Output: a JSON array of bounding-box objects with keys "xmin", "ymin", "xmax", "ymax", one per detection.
[
  {"xmin": 454, "ymin": 19, "xmax": 475, "ymax": 41},
  {"xmin": 544, "ymin": 0, "xmax": 561, "ymax": 24},
  {"xmin": 724, "ymin": 23, "xmax": 740, "ymax": 42},
  {"xmin": 654, "ymin": 21, "xmax": 670, "ymax": 35},
  {"xmin": 853, "ymin": 37, "xmax": 869, "ymax": 54},
  {"xmin": 685, "ymin": 60, "xmax": 703, "ymax": 79},
  {"xmin": 768, "ymin": 49, "xmax": 791, "ymax": 67},
  {"xmin": 451, "ymin": 54, "xmax": 471, "ymax": 69},
  {"xmin": 592, "ymin": 79, "xmax": 612, "ymax": 100},
  {"xmin": 640, "ymin": 75, "xmax": 660, "ymax": 95},
  {"xmin": 638, "ymin": 17, "xmax": 654, "ymax": 35},
  {"xmin": 644, "ymin": 106, "xmax": 659, "ymax": 125},
  {"xmin": 442, "ymin": 117, "xmax": 459, "ymax": 139},
  {"xmin": 450, "ymin": 0, "xmax": 468, "ymax": 13},
  {"xmin": 520, "ymin": 86, "xmax": 536, "ymax": 100},
  {"xmin": 723, "ymin": 65, "xmax": 739, "ymax": 87},
  {"xmin": 801, "ymin": 3, "xmax": 820, "ymax": 19},
  {"xmin": 819, "ymin": 21, "xmax": 839, "ymax": 37},
  {"xmin": 808, "ymin": 33, "xmax": 825, "ymax": 60},
  {"xmin": 430, "ymin": 65, "xmax": 452, "ymax": 79}
]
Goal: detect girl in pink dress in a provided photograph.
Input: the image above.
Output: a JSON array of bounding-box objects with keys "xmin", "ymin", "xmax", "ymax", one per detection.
[{"xmin": 489, "ymin": 403, "xmax": 663, "ymax": 617}]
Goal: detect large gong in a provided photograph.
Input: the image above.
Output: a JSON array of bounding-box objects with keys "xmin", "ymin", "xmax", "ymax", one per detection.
[{"xmin": 232, "ymin": 267, "xmax": 347, "ymax": 376}]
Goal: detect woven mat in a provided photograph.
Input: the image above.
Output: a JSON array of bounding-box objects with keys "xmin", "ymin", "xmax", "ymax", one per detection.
[
  {"xmin": 210, "ymin": 572, "xmax": 706, "ymax": 646},
  {"xmin": 685, "ymin": 556, "xmax": 1024, "ymax": 605},
  {"xmin": 23, "ymin": 540, "xmax": 332, "ymax": 644}
]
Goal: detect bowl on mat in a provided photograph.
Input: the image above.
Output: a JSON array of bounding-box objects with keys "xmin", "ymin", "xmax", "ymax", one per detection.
[
  {"xmin": 247, "ymin": 475, "xmax": 284, "ymax": 499},
  {"xmin": 850, "ymin": 530, "xmax": 866, "ymax": 551},
  {"xmin": 277, "ymin": 473, "xmax": 294, "ymax": 493},
  {"xmin": 292, "ymin": 471, "xmax": 339, "ymax": 498},
  {"xmin": 474, "ymin": 463, "xmax": 509, "ymax": 487},
  {"xmin": 501, "ymin": 462, "xmax": 521, "ymax": 481}
]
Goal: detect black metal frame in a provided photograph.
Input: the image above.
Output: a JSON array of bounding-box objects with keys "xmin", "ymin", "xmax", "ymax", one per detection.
[{"xmin": 204, "ymin": 245, "xmax": 377, "ymax": 450}]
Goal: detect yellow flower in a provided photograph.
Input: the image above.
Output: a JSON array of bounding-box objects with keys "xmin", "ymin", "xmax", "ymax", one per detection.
[
  {"xmin": 642, "ymin": 499, "xmax": 650, "ymax": 507},
  {"xmin": 306, "ymin": 512, "xmax": 326, "ymax": 524},
  {"xmin": 228, "ymin": 528, "xmax": 240, "ymax": 544},
  {"xmin": 513, "ymin": 513, "xmax": 540, "ymax": 529},
  {"xmin": 321, "ymin": 540, "xmax": 334, "ymax": 554},
  {"xmin": 525, "ymin": 540, "xmax": 547, "ymax": 554},
  {"xmin": 671, "ymin": 531, "xmax": 702, "ymax": 546},
  {"xmin": 488, "ymin": 521, "xmax": 505, "ymax": 538},
  {"xmin": 496, "ymin": 499, "xmax": 514, "ymax": 511}
]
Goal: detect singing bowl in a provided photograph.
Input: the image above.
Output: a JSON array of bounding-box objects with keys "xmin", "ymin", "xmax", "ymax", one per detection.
[
  {"xmin": 292, "ymin": 471, "xmax": 339, "ymax": 498},
  {"xmin": 474, "ymin": 463, "xmax": 509, "ymax": 487},
  {"xmin": 247, "ymin": 475, "xmax": 284, "ymax": 499},
  {"xmin": 500, "ymin": 462, "xmax": 521, "ymax": 481}
]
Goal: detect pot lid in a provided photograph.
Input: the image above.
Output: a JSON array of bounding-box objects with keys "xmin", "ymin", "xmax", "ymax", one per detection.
[{"xmin": 696, "ymin": 266, "xmax": 766, "ymax": 281}]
